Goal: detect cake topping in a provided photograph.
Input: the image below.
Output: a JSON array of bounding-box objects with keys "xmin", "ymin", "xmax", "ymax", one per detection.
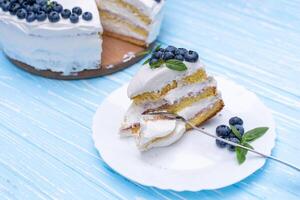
[
  {"xmin": 0, "ymin": 0, "xmax": 93, "ymax": 23},
  {"xmin": 143, "ymin": 45, "xmax": 200, "ymax": 71}
]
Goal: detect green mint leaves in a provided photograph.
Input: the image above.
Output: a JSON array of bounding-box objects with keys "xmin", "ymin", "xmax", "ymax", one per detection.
[
  {"xmin": 165, "ymin": 59, "xmax": 187, "ymax": 71},
  {"xmin": 234, "ymin": 127, "xmax": 269, "ymax": 164}
]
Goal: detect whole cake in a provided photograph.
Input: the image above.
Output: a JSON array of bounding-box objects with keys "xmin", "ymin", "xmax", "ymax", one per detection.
[
  {"xmin": 0, "ymin": 0, "xmax": 164, "ymax": 75},
  {"xmin": 120, "ymin": 45, "xmax": 224, "ymax": 151}
]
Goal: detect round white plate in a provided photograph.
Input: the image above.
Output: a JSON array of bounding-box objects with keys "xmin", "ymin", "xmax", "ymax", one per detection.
[{"xmin": 92, "ymin": 76, "xmax": 276, "ymax": 191}]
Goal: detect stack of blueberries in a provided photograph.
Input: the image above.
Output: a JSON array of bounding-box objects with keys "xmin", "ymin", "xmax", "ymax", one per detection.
[
  {"xmin": 0, "ymin": 0, "xmax": 93, "ymax": 23},
  {"xmin": 215, "ymin": 116, "xmax": 244, "ymax": 151},
  {"xmin": 149, "ymin": 45, "xmax": 199, "ymax": 65}
]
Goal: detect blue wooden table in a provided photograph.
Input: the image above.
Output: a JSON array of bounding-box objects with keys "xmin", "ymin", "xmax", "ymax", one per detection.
[{"xmin": 1, "ymin": 0, "xmax": 300, "ymax": 199}]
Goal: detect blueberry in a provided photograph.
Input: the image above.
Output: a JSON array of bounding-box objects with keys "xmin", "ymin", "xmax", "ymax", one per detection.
[
  {"xmin": 82, "ymin": 11, "xmax": 92, "ymax": 21},
  {"xmin": 41, "ymin": 4, "xmax": 52, "ymax": 13},
  {"xmin": 165, "ymin": 45, "xmax": 177, "ymax": 53},
  {"xmin": 72, "ymin": 6, "xmax": 82, "ymax": 16},
  {"xmin": 229, "ymin": 116, "xmax": 243, "ymax": 126},
  {"xmin": 69, "ymin": 13, "xmax": 79, "ymax": 23},
  {"xmin": 9, "ymin": 3, "xmax": 20, "ymax": 15},
  {"xmin": 152, "ymin": 51, "xmax": 163, "ymax": 59},
  {"xmin": 26, "ymin": 11, "xmax": 36, "ymax": 22},
  {"xmin": 36, "ymin": 0, "xmax": 47, "ymax": 6},
  {"xmin": 216, "ymin": 125, "xmax": 231, "ymax": 137},
  {"xmin": 1, "ymin": 0, "xmax": 10, "ymax": 11},
  {"xmin": 16, "ymin": 8, "xmax": 27, "ymax": 19},
  {"xmin": 227, "ymin": 137, "xmax": 240, "ymax": 152},
  {"xmin": 21, "ymin": 2, "xmax": 32, "ymax": 12},
  {"xmin": 61, "ymin": 8, "xmax": 71, "ymax": 19},
  {"xmin": 48, "ymin": 11, "xmax": 60, "ymax": 22},
  {"xmin": 154, "ymin": 0, "xmax": 161, "ymax": 3},
  {"xmin": 52, "ymin": 3, "xmax": 62, "ymax": 13},
  {"xmin": 32, "ymin": 4, "xmax": 41, "ymax": 12},
  {"xmin": 174, "ymin": 54, "xmax": 184, "ymax": 61},
  {"xmin": 184, "ymin": 50, "xmax": 199, "ymax": 62},
  {"xmin": 162, "ymin": 51, "xmax": 174, "ymax": 61},
  {"xmin": 149, "ymin": 58, "xmax": 158, "ymax": 66},
  {"xmin": 216, "ymin": 136, "xmax": 227, "ymax": 148},
  {"xmin": 36, "ymin": 10, "xmax": 47, "ymax": 21},
  {"xmin": 234, "ymin": 124, "xmax": 244, "ymax": 136},
  {"xmin": 175, "ymin": 48, "xmax": 188, "ymax": 56}
]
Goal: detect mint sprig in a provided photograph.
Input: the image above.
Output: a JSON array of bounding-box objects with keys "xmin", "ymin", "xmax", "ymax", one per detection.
[{"xmin": 235, "ymin": 127, "xmax": 269, "ymax": 164}]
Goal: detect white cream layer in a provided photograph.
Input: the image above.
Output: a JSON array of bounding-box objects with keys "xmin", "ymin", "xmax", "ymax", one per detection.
[
  {"xmin": 120, "ymin": 92, "xmax": 222, "ymax": 135},
  {"xmin": 0, "ymin": 0, "xmax": 102, "ymax": 75},
  {"xmin": 127, "ymin": 60, "xmax": 205, "ymax": 98},
  {"xmin": 136, "ymin": 118, "xmax": 186, "ymax": 151}
]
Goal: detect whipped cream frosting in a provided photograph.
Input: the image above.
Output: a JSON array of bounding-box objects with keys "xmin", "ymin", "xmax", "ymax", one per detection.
[
  {"xmin": 127, "ymin": 60, "xmax": 205, "ymax": 98},
  {"xmin": 136, "ymin": 117, "xmax": 186, "ymax": 151},
  {"xmin": 0, "ymin": 0, "xmax": 103, "ymax": 75}
]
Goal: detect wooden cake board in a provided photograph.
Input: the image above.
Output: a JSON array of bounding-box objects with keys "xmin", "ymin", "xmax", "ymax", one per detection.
[{"xmin": 8, "ymin": 35, "xmax": 154, "ymax": 80}]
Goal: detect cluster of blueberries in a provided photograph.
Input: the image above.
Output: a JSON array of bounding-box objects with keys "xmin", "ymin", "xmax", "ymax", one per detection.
[
  {"xmin": 215, "ymin": 116, "xmax": 244, "ymax": 151},
  {"xmin": 0, "ymin": 0, "xmax": 93, "ymax": 23},
  {"xmin": 149, "ymin": 45, "xmax": 199, "ymax": 65}
]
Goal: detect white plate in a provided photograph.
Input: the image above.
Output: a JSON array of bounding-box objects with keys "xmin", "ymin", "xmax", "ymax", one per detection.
[{"xmin": 92, "ymin": 76, "xmax": 276, "ymax": 191}]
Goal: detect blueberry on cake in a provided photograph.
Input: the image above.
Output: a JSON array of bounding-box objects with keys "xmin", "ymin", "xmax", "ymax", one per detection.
[
  {"xmin": 120, "ymin": 46, "xmax": 224, "ymax": 151},
  {"xmin": 0, "ymin": 0, "xmax": 165, "ymax": 75}
]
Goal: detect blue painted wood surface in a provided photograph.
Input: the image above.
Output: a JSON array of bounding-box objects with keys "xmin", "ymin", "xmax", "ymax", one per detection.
[{"xmin": 0, "ymin": 0, "xmax": 300, "ymax": 199}]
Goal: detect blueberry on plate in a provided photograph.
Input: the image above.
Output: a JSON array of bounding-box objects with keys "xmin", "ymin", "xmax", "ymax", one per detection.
[
  {"xmin": 61, "ymin": 9, "xmax": 71, "ymax": 19},
  {"xmin": 69, "ymin": 13, "xmax": 79, "ymax": 23},
  {"xmin": 175, "ymin": 48, "xmax": 188, "ymax": 56},
  {"xmin": 165, "ymin": 45, "xmax": 177, "ymax": 53},
  {"xmin": 229, "ymin": 116, "xmax": 243, "ymax": 126},
  {"xmin": 36, "ymin": 10, "xmax": 47, "ymax": 21},
  {"xmin": 41, "ymin": 4, "xmax": 52, "ymax": 13},
  {"xmin": 16, "ymin": 8, "xmax": 27, "ymax": 19},
  {"xmin": 215, "ymin": 136, "xmax": 227, "ymax": 148},
  {"xmin": 234, "ymin": 124, "xmax": 244, "ymax": 136},
  {"xmin": 26, "ymin": 11, "xmax": 36, "ymax": 22},
  {"xmin": 216, "ymin": 125, "xmax": 231, "ymax": 137},
  {"xmin": 174, "ymin": 54, "xmax": 184, "ymax": 61},
  {"xmin": 184, "ymin": 50, "xmax": 199, "ymax": 62},
  {"xmin": 72, "ymin": 6, "xmax": 82, "ymax": 16},
  {"xmin": 48, "ymin": 11, "xmax": 60, "ymax": 23},
  {"xmin": 227, "ymin": 137, "xmax": 240, "ymax": 152},
  {"xmin": 82, "ymin": 11, "xmax": 93, "ymax": 21},
  {"xmin": 155, "ymin": 47, "xmax": 165, "ymax": 53},
  {"xmin": 162, "ymin": 51, "xmax": 174, "ymax": 61}
]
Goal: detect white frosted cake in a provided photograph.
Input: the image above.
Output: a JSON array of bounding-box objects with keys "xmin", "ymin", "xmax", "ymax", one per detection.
[
  {"xmin": 0, "ymin": 0, "xmax": 165, "ymax": 75},
  {"xmin": 120, "ymin": 45, "xmax": 224, "ymax": 151}
]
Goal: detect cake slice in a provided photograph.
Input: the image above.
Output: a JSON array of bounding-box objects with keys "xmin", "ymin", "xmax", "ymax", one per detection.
[
  {"xmin": 96, "ymin": 0, "xmax": 164, "ymax": 46},
  {"xmin": 120, "ymin": 45, "xmax": 224, "ymax": 151}
]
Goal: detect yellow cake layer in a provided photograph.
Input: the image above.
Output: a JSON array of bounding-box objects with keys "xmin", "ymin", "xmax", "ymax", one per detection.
[
  {"xmin": 186, "ymin": 99, "xmax": 224, "ymax": 130},
  {"xmin": 132, "ymin": 69, "xmax": 207, "ymax": 104},
  {"xmin": 100, "ymin": 10, "xmax": 148, "ymax": 38},
  {"xmin": 112, "ymin": 0, "xmax": 152, "ymax": 25}
]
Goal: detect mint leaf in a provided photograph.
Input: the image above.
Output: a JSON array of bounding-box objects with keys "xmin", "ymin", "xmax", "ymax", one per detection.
[
  {"xmin": 155, "ymin": 44, "xmax": 162, "ymax": 51},
  {"xmin": 230, "ymin": 125, "xmax": 242, "ymax": 140},
  {"xmin": 165, "ymin": 59, "xmax": 187, "ymax": 71},
  {"xmin": 242, "ymin": 127, "xmax": 269, "ymax": 143},
  {"xmin": 143, "ymin": 58, "xmax": 151, "ymax": 65},
  {"xmin": 137, "ymin": 50, "xmax": 151, "ymax": 57},
  {"xmin": 236, "ymin": 142, "xmax": 253, "ymax": 164},
  {"xmin": 150, "ymin": 59, "xmax": 164, "ymax": 69}
]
